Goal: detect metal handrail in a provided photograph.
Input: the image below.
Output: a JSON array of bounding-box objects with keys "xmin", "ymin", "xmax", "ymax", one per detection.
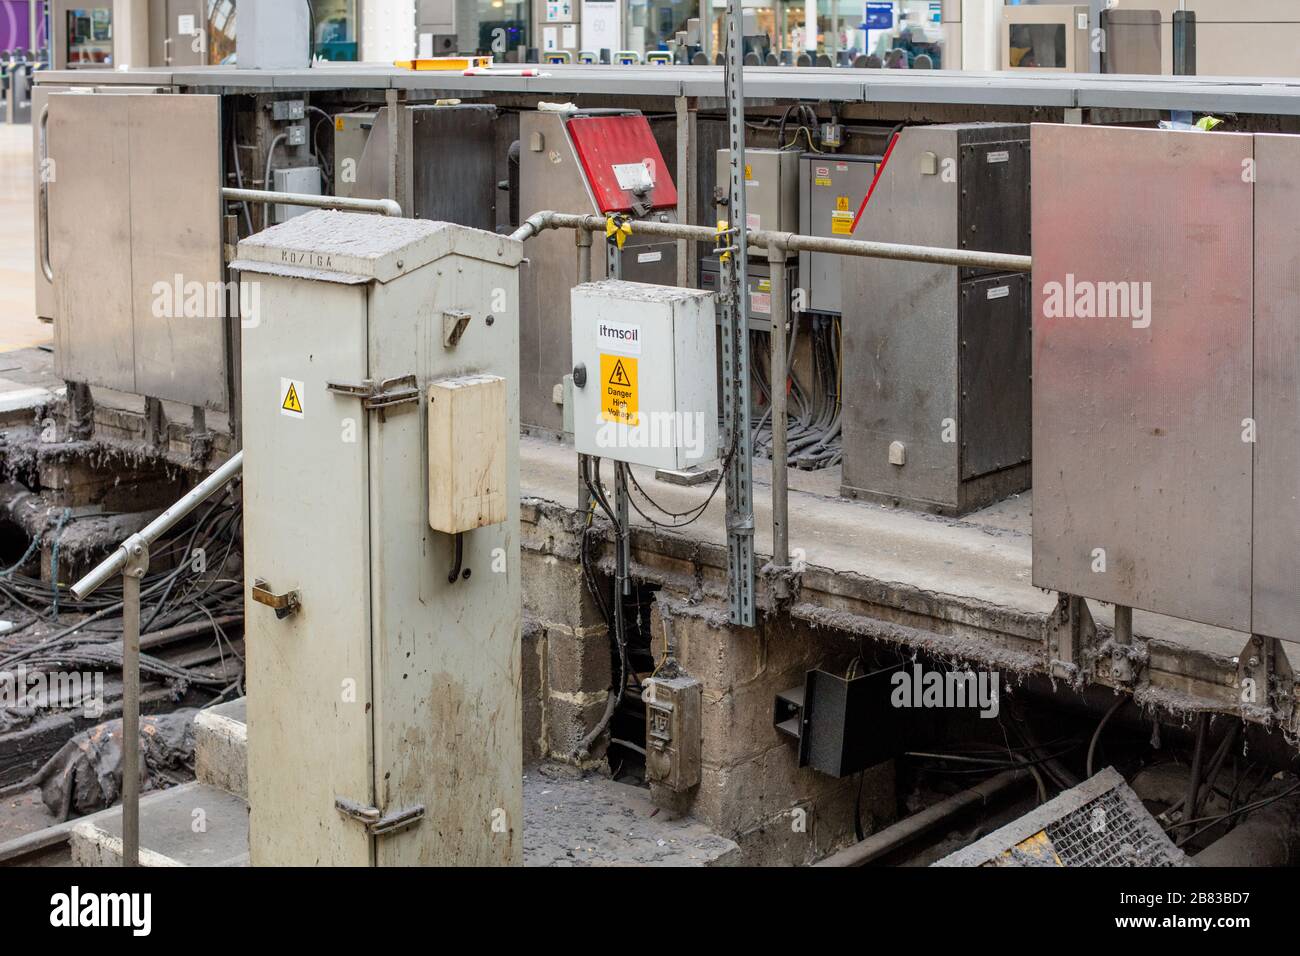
[
  {"xmin": 512, "ymin": 209, "xmax": 1033, "ymax": 589},
  {"xmin": 70, "ymin": 450, "xmax": 244, "ymax": 867},
  {"xmin": 222, "ymin": 187, "xmax": 402, "ymax": 218}
]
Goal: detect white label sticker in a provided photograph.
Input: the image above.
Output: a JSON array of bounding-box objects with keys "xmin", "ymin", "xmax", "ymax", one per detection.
[
  {"xmin": 613, "ymin": 162, "xmax": 653, "ymax": 191},
  {"xmin": 750, "ymin": 291, "xmax": 771, "ymax": 315},
  {"xmin": 280, "ymin": 378, "xmax": 305, "ymax": 418},
  {"xmin": 178, "ymin": 14, "xmax": 196, "ymax": 34},
  {"xmin": 596, "ymin": 320, "xmax": 642, "ymax": 356},
  {"xmin": 746, "ymin": 212, "xmax": 761, "ymax": 231},
  {"xmin": 986, "ymin": 285, "xmax": 1010, "ymax": 300},
  {"xmin": 637, "ymin": 251, "xmax": 663, "ymax": 264},
  {"xmin": 986, "ymin": 150, "xmax": 1010, "ymax": 164}
]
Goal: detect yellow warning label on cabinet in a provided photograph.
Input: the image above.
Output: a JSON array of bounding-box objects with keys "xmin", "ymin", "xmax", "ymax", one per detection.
[
  {"xmin": 831, "ymin": 211, "xmax": 854, "ymax": 235},
  {"xmin": 815, "ymin": 176, "xmax": 832, "ymax": 187},
  {"xmin": 835, "ymin": 195, "xmax": 850, "ymax": 211},
  {"xmin": 744, "ymin": 163, "xmax": 753, "ymax": 181},
  {"xmin": 280, "ymin": 378, "xmax": 304, "ymax": 418},
  {"xmin": 600, "ymin": 354, "xmax": 639, "ymax": 425}
]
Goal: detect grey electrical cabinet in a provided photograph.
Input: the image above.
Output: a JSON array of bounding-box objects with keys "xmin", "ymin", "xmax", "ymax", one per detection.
[
  {"xmin": 716, "ymin": 147, "xmax": 799, "ymax": 234},
  {"xmin": 798, "ymin": 153, "xmax": 880, "ymax": 316},
  {"xmin": 233, "ymin": 212, "xmax": 525, "ymax": 864},
  {"xmin": 840, "ymin": 124, "xmax": 1032, "ymax": 515}
]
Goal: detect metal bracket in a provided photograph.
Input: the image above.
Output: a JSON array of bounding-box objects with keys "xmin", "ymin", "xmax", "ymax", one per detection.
[
  {"xmin": 251, "ymin": 578, "xmax": 301, "ymax": 620},
  {"xmin": 122, "ymin": 534, "xmax": 150, "ymax": 580},
  {"xmin": 1048, "ymin": 593, "xmax": 1096, "ymax": 684},
  {"xmin": 1236, "ymin": 635, "xmax": 1297, "ymax": 734},
  {"xmin": 327, "ymin": 375, "xmax": 420, "ymax": 413},
  {"xmin": 334, "ymin": 797, "xmax": 425, "ymax": 836},
  {"xmin": 442, "ymin": 310, "xmax": 472, "ymax": 348}
]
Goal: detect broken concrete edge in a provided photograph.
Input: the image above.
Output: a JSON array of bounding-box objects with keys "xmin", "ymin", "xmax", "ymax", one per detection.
[
  {"xmin": 521, "ymin": 495, "xmax": 1268, "ymax": 725},
  {"xmin": 193, "ymin": 707, "xmax": 249, "ymax": 800},
  {"xmin": 69, "ymin": 822, "xmax": 185, "ymax": 868}
]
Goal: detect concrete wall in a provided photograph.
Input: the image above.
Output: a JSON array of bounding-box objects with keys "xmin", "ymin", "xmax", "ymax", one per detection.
[{"xmin": 520, "ymin": 530, "xmax": 897, "ymax": 865}]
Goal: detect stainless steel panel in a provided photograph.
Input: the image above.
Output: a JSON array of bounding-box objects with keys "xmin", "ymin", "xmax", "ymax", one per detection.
[
  {"xmin": 959, "ymin": 273, "xmax": 1031, "ymax": 481},
  {"xmin": 48, "ymin": 92, "xmax": 135, "ymax": 393},
  {"xmin": 49, "ymin": 92, "xmax": 225, "ymax": 409},
  {"xmin": 1252, "ymin": 134, "xmax": 1300, "ymax": 641},
  {"xmin": 1031, "ymin": 124, "xmax": 1254, "ymax": 631},
  {"xmin": 127, "ymin": 94, "xmax": 226, "ymax": 409}
]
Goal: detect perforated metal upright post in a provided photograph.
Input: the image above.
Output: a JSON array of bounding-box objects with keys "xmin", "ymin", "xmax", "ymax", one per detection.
[{"xmin": 720, "ymin": 0, "xmax": 755, "ymax": 627}]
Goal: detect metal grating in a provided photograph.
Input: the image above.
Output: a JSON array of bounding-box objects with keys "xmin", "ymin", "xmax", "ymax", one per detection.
[{"xmin": 935, "ymin": 767, "xmax": 1189, "ymax": 867}]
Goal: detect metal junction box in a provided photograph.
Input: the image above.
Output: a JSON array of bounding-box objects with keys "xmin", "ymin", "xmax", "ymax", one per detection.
[
  {"xmin": 1032, "ymin": 125, "xmax": 1298, "ymax": 640},
  {"xmin": 840, "ymin": 124, "xmax": 1032, "ymax": 515},
  {"xmin": 233, "ymin": 212, "xmax": 525, "ymax": 864},
  {"xmin": 698, "ymin": 259, "xmax": 798, "ymax": 332},
  {"xmin": 520, "ymin": 109, "xmax": 680, "ymax": 432},
  {"xmin": 644, "ymin": 674, "xmax": 702, "ymax": 792},
  {"xmin": 716, "ymin": 146, "xmax": 799, "ymax": 234},
  {"xmin": 798, "ymin": 153, "xmax": 880, "ymax": 316},
  {"xmin": 571, "ymin": 280, "xmax": 718, "ymax": 471},
  {"xmin": 333, "ymin": 111, "xmax": 377, "ymax": 199}
]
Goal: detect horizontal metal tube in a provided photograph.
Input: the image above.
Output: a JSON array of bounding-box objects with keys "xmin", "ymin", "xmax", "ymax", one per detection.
[
  {"xmin": 222, "ymin": 188, "xmax": 402, "ymax": 218},
  {"xmin": 512, "ymin": 211, "xmax": 1031, "ymax": 273},
  {"xmin": 814, "ymin": 769, "xmax": 1029, "ymax": 867},
  {"xmin": 71, "ymin": 451, "xmax": 244, "ymax": 601}
]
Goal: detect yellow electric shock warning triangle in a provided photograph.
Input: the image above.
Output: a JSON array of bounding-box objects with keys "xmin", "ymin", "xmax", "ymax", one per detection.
[
  {"xmin": 282, "ymin": 382, "xmax": 303, "ymax": 414},
  {"xmin": 608, "ymin": 359, "xmax": 632, "ymax": 387}
]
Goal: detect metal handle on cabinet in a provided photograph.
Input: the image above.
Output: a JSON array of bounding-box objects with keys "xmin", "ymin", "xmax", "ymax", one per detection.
[
  {"xmin": 37, "ymin": 104, "xmax": 52, "ymax": 283},
  {"xmin": 251, "ymin": 578, "xmax": 301, "ymax": 619}
]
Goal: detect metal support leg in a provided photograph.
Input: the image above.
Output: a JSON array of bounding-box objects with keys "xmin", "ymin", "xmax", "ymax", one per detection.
[
  {"xmin": 577, "ymin": 228, "xmax": 593, "ymax": 285},
  {"xmin": 767, "ymin": 241, "xmax": 789, "ymax": 571},
  {"xmin": 1111, "ymin": 605, "xmax": 1135, "ymax": 683},
  {"xmin": 120, "ymin": 533, "xmax": 149, "ymax": 868},
  {"xmin": 614, "ymin": 463, "xmax": 631, "ymax": 596},
  {"xmin": 721, "ymin": 0, "xmax": 755, "ymax": 627}
]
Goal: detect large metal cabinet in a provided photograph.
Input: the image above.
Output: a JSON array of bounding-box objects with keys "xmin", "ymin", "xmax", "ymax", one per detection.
[
  {"xmin": 1032, "ymin": 124, "xmax": 1297, "ymax": 641},
  {"xmin": 234, "ymin": 213, "xmax": 524, "ymax": 865},
  {"xmin": 840, "ymin": 123, "xmax": 1032, "ymax": 514}
]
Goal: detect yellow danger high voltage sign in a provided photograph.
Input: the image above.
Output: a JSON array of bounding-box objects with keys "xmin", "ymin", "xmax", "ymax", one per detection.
[{"xmin": 599, "ymin": 354, "xmax": 638, "ymax": 425}]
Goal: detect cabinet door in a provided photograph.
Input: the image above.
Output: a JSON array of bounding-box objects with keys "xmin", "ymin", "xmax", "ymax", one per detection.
[{"xmin": 242, "ymin": 276, "xmax": 376, "ymax": 866}]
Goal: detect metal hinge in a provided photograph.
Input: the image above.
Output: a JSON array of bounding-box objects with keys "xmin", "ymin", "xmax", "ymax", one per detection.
[
  {"xmin": 334, "ymin": 797, "xmax": 425, "ymax": 836},
  {"xmin": 327, "ymin": 375, "xmax": 420, "ymax": 412}
]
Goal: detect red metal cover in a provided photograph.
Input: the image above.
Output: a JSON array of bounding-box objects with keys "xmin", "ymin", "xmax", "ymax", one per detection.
[{"xmin": 566, "ymin": 114, "xmax": 678, "ymax": 214}]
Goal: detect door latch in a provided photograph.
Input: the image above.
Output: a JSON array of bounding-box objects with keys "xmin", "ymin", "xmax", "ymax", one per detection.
[
  {"xmin": 334, "ymin": 797, "xmax": 425, "ymax": 836},
  {"xmin": 327, "ymin": 375, "xmax": 420, "ymax": 416},
  {"xmin": 251, "ymin": 578, "xmax": 301, "ymax": 619}
]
